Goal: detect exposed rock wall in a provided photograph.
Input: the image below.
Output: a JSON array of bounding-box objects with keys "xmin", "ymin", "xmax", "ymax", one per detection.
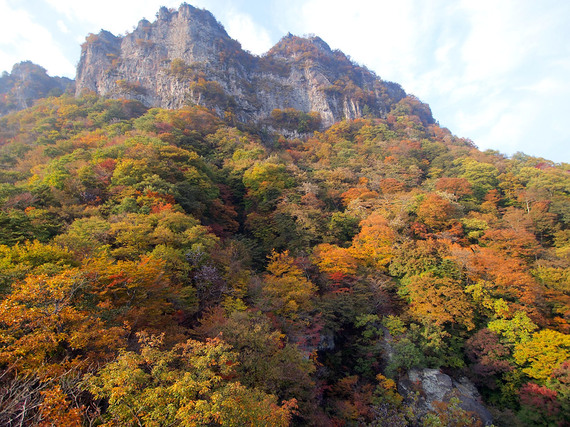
[
  {"xmin": 75, "ymin": 3, "xmax": 408, "ymax": 127},
  {"xmin": 0, "ymin": 61, "xmax": 73, "ymax": 115}
]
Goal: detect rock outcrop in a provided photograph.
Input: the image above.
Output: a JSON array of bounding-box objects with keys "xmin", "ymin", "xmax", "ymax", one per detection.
[
  {"xmin": 398, "ymin": 368, "xmax": 494, "ymax": 426},
  {"xmin": 0, "ymin": 61, "xmax": 73, "ymax": 115},
  {"xmin": 75, "ymin": 3, "xmax": 409, "ymax": 128}
]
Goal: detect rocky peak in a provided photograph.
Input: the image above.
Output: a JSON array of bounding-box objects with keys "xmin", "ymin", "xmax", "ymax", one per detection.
[
  {"xmin": 267, "ymin": 33, "xmax": 334, "ymax": 60},
  {"xmin": 75, "ymin": 3, "xmax": 407, "ymax": 129},
  {"xmin": 0, "ymin": 61, "xmax": 73, "ymax": 116},
  {"xmin": 126, "ymin": 3, "xmax": 236, "ymax": 62}
]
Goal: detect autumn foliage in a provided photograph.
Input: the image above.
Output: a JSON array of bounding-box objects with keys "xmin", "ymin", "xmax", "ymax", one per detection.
[{"xmin": 0, "ymin": 92, "xmax": 568, "ymax": 425}]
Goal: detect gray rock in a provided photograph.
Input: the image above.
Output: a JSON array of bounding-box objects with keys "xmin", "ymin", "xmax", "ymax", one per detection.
[
  {"xmin": 398, "ymin": 368, "xmax": 493, "ymax": 426},
  {"xmin": 75, "ymin": 3, "xmax": 410, "ymax": 128},
  {"xmin": 318, "ymin": 329, "xmax": 335, "ymax": 352},
  {"xmin": 0, "ymin": 61, "xmax": 73, "ymax": 115}
]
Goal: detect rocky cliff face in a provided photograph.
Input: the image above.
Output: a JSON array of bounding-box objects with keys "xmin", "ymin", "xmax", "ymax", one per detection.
[
  {"xmin": 0, "ymin": 61, "xmax": 73, "ymax": 115},
  {"xmin": 75, "ymin": 3, "xmax": 408, "ymax": 128}
]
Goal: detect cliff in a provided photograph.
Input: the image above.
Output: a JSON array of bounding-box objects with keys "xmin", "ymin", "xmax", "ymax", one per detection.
[
  {"xmin": 75, "ymin": 3, "xmax": 410, "ymax": 128},
  {"xmin": 0, "ymin": 61, "xmax": 74, "ymax": 115}
]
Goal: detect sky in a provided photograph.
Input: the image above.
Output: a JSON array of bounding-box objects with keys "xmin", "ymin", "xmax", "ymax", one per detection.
[{"xmin": 1, "ymin": 0, "xmax": 569, "ymax": 163}]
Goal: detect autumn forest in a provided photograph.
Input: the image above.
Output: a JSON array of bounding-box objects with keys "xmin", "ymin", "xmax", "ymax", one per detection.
[{"xmin": 0, "ymin": 76, "xmax": 569, "ymax": 425}]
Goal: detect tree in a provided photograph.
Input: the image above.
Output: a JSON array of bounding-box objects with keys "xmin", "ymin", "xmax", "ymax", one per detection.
[
  {"xmin": 416, "ymin": 193, "xmax": 455, "ymax": 231},
  {"xmin": 313, "ymin": 243, "xmax": 358, "ymax": 276},
  {"xmin": 53, "ymin": 216, "xmax": 111, "ymax": 256},
  {"xmin": 86, "ymin": 333, "xmax": 296, "ymax": 426},
  {"xmin": 379, "ymin": 178, "xmax": 406, "ymax": 195},
  {"xmin": 242, "ymin": 162, "xmax": 295, "ymax": 209},
  {"xmin": 81, "ymin": 255, "xmax": 182, "ymax": 335},
  {"xmin": 340, "ymin": 186, "xmax": 379, "ymax": 207},
  {"xmin": 427, "ymin": 396, "xmax": 483, "ymax": 427},
  {"xmin": 456, "ymin": 158, "xmax": 499, "ymax": 199},
  {"xmin": 481, "ymin": 209, "xmax": 540, "ymax": 262},
  {"xmin": 0, "ymin": 240, "xmax": 76, "ymax": 293},
  {"xmin": 450, "ymin": 245, "xmax": 545, "ymax": 317},
  {"xmin": 518, "ymin": 382, "xmax": 564, "ymax": 426},
  {"xmin": 0, "ymin": 373, "xmax": 84, "ymax": 427},
  {"xmin": 349, "ymin": 212, "xmax": 395, "ymax": 270},
  {"xmin": 261, "ymin": 250, "xmax": 316, "ymax": 317},
  {"xmin": 194, "ymin": 309, "xmax": 316, "ymax": 414},
  {"xmin": 37, "ymin": 385, "xmax": 83, "ymax": 427},
  {"xmin": 390, "ymin": 238, "xmax": 451, "ymax": 278},
  {"xmin": 435, "ymin": 177, "xmax": 472, "ymax": 198},
  {"xmin": 464, "ymin": 329, "xmax": 513, "ymax": 389},
  {"xmin": 402, "ymin": 273, "xmax": 475, "ymax": 330},
  {"xmin": 513, "ymin": 329, "xmax": 570, "ymax": 382},
  {"xmin": 327, "ymin": 211, "xmax": 360, "ymax": 245},
  {"xmin": 0, "ymin": 269, "xmax": 124, "ymax": 377},
  {"xmin": 487, "ymin": 311, "xmax": 538, "ymax": 347},
  {"xmin": 369, "ymin": 374, "xmax": 414, "ymax": 426}
]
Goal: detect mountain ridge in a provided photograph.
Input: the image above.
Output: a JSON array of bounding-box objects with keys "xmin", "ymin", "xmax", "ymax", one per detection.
[{"xmin": 74, "ymin": 3, "xmax": 412, "ymax": 129}]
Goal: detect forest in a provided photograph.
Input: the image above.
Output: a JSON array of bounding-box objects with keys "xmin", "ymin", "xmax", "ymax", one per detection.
[{"xmin": 0, "ymin": 91, "xmax": 568, "ymax": 426}]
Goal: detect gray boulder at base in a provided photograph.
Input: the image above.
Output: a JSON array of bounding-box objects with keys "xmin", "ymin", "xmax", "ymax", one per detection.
[{"xmin": 398, "ymin": 368, "xmax": 493, "ymax": 426}]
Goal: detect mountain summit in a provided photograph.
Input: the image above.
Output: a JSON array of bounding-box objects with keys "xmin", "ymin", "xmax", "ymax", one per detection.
[{"xmin": 75, "ymin": 3, "xmax": 411, "ymax": 128}]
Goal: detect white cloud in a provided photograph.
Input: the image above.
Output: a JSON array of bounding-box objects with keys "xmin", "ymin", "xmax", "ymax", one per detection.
[
  {"xmin": 521, "ymin": 78, "xmax": 563, "ymax": 96},
  {"xmin": 0, "ymin": 2, "xmax": 75, "ymax": 76},
  {"xmin": 444, "ymin": 1, "xmax": 570, "ymax": 159},
  {"xmin": 291, "ymin": 0, "xmax": 570, "ymax": 161},
  {"xmin": 296, "ymin": 0, "xmax": 420, "ymax": 80},
  {"xmin": 57, "ymin": 20, "xmax": 69, "ymax": 34},
  {"xmin": 458, "ymin": 1, "xmax": 519, "ymax": 81},
  {"xmin": 223, "ymin": 11, "xmax": 273, "ymax": 55}
]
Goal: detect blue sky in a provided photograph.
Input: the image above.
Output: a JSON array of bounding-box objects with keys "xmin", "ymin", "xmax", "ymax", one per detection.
[{"xmin": 1, "ymin": 0, "xmax": 569, "ymax": 163}]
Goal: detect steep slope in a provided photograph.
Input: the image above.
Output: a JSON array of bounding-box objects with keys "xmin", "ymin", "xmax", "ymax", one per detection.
[
  {"xmin": 75, "ymin": 3, "xmax": 408, "ymax": 127},
  {"xmin": 0, "ymin": 91, "xmax": 568, "ymax": 426}
]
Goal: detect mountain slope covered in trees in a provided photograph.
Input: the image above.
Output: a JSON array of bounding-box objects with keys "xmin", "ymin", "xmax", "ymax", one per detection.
[
  {"xmin": 0, "ymin": 3, "xmax": 569, "ymax": 426},
  {"xmin": 0, "ymin": 90, "xmax": 568, "ymax": 426}
]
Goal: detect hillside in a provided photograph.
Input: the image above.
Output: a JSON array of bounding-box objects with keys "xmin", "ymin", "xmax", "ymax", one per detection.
[{"xmin": 0, "ymin": 3, "xmax": 569, "ymax": 427}]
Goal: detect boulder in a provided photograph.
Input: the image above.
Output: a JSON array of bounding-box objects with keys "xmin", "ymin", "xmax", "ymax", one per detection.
[{"xmin": 398, "ymin": 368, "xmax": 493, "ymax": 426}]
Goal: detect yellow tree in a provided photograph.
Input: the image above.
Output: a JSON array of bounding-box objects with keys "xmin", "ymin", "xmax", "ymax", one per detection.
[
  {"xmin": 349, "ymin": 212, "xmax": 395, "ymax": 270},
  {"xmin": 261, "ymin": 250, "xmax": 316, "ymax": 317},
  {"xmin": 513, "ymin": 329, "xmax": 570, "ymax": 382},
  {"xmin": 86, "ymin": 334, "xmax": 296, "ymax": 426}
]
